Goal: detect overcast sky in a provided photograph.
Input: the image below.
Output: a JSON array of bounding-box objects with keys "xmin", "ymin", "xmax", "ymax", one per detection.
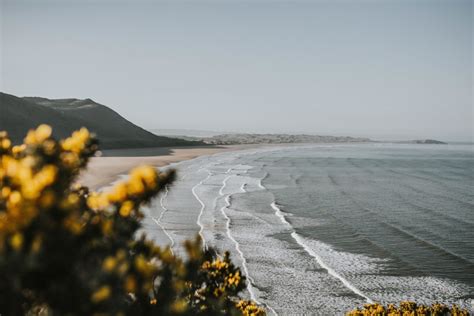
[{"xmin": 1, "ymin": 0, "xmax": 472, "ymax": 141}]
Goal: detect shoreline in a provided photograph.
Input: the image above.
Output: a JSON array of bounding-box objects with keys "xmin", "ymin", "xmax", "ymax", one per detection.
[
  {"xmin": 79, "ymin": 144, "xmax": 262, "ymax": 190},
  {"xmin": 79, "ymin": 141, "xmax": 390, "ymax": 191}
]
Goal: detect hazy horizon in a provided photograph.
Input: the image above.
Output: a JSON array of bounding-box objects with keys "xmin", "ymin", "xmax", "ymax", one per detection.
[{"xmin": 1, "ymin": 0, "xmax": 472, "ymax": 142}]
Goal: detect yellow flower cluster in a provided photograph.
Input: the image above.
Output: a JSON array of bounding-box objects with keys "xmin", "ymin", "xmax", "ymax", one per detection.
[
  {"xmin": 98, "ymin": 248, "xmax": 165, "ymax": 301},
  {"xmin": 24, "ymin": 124, "xmax": 52, "ymax": 145},
  {"xmin": 347, "ymin": 301, "xmax": 470, "ymax": 316},
  {"xmin": 0, "ymin": 125, "xmax": 265, "ymax": 316},
  {"xmin": 202, "ymin": 258, "xmax": 233, "ymax": 284},
  {"xmin": 226, "ymin": 270, "xmax": 241, "ymax": 286},
  {"xmin": 102, "ymin": 249, "xmax": 130, "ymax": 275},
  {"xmin": 134, "ymin": 254, "xmax": 156, "ymax": 278},
  {"xmin": 236, "ymin": 300, "xmax": 267, "ymax": 316},
  {"xmin": 2, "ymin": 157, "xmax": 58, "ymax": 200},
  {"xmin": 202, "ymin": 258, "xmax": 229, "ymax": 271},
  {"xmin": 196, "ymin": 252, "xmax": 247, "ymax": 301},
  {"xmin": 87, "ymin": 165, "xmax": 159, "ymax": 216},
  {"xmin": 0, "ymin": 132, "xmax": 11, "ymax": 151},
  {"xmin": 91, "ymin": 285, "xmax": 112, "ymax": 303},
  {"xmin": 61, "ymin": 127, "xmax": 90, "ymax": 153},
  {"xmin": 0, "ymin": 125, "xmax": 97, "ymax": 251}
]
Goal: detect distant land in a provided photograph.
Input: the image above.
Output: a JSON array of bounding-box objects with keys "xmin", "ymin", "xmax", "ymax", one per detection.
[
  {"xmin": 150, "ymin": 129, "xmax": 224, "ymax": 138},
  {"xmin": 405, "ymin": 139, "xmax": 447, "ymax": 145},
  {"xmin": 0, "ymin": 92, "xmax": 203, "ymax": 149},
  {"xmin": 151, "ymin": 129, "xmax": 448, "ymax": 146},
  {"xmin": 157, "ymin": 133, "xmax": 372, "ymax": 145}
]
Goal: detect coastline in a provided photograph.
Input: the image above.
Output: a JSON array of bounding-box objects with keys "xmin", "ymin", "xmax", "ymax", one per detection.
[
  {"xmin": 79, "ymin": 144, "xmax": 261, "ymax": 190},
  {"xmin": 78, "ymin": 142, "xmax": 373, "ymax": 191}
]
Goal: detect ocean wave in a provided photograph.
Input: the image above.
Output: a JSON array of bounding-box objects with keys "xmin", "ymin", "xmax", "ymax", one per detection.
[
  {"xmin": 152, "ymin": 185, "xmax": 175, "ymax": 253},
  {"xmin": 269, "ymin": 201, "xmax": 373, "ymax": 303},
  {"xmin": 219, "ymin": 170, "xmax": 263, "ymax": 307},
  {"xmin": 191, "ymin": 167, "xmax": 213, "ymax": 248}
]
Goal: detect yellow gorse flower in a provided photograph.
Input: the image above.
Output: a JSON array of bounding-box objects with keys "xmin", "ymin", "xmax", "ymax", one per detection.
[
  {"xmin": 31, "ymin": 234, "xmax": 43, "ymax": 253},
  {"xmin": 124, "ymin": 275, "xmax": 137, "ymax": 293},
  {"xmin": 134, "ymin": 254, "xmax": 156, "ymax": 277},
  {"xmin": 9, "ymin": 232, "xmax": 23, "ymax": 251},
  {"xmin": 1, "ymin": 138, "xmax": 11, "ymax": 150},
  {"xmin": 119, "ymin": 201, "xmax": 134, "ymax": 217},
  {"xmin": 226, "ymin": 271, "xmax": 241, "ymax": 286},
  {"xmin": 103, "ymin": 256, "xmax": 117, "ymax": 272},
  {"xmin": 91, "ymin": 285, "xmax": 111, "ymax": 303},
  {"xmin": 107, "ymin": 182, "xmax": 127, "ymax": 203},
  {"xmin": 346, "ymin": 301, "xmax": 470, "ymax": 316},
  {"xmin": 0, "ymin": 125, "xmax": 270, "ymax": 315},
  {"xmin": 11, "ymin": 144, "xmax": 26, "ymax": 155},
  {"xmin": 61, "ymin": 127, "xmax": 90, "ymax": 153},
  {"xmin": 236, "ymin": 300, "xmax": 266, "ymax": 316},
  {"xmin": 24, "ymin": 124, "xmax": 52, "ymax": 145},
  {"xmin": 170, "ymin": 299, "xmax": 188, "ymax": 313}
]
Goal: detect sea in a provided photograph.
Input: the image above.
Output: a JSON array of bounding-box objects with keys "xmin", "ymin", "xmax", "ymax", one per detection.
[{"xmin": 141, "ymin": 143, "xmax": 474, "ymax": 315}]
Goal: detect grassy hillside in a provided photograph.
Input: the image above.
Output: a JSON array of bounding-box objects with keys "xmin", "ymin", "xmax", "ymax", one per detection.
[{"xmin": 0, "ymin": 92, "xmax": 203, "ymax": 149}]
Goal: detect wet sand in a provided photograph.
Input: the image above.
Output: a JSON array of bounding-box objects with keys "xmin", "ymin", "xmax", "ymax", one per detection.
[{"xmin": 79, "ymin": 145, "xmax": 255, "ymax": 190}]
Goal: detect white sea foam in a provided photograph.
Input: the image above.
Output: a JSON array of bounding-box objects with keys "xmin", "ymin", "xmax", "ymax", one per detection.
[
  {"xmin": 152, "ymin": 185, "xmax": 175, "ymax": 254},
  {"xmin": 270, "ymin": 201, "xmax": 373, "ymax": 303},
  {"xmin": 221, "ymin": 177, "xmax": 258, "ymax": 300},
  {"xmin": 219, "ymin": 169, "xmax": 278, "ymax": 316},
  {"xmin": 258, "ymin": 172, "xmax": 267, "ymax": 190},
  {"xmin": 192, "ymin": 168, "xmax": 213, "ymax": 248}
]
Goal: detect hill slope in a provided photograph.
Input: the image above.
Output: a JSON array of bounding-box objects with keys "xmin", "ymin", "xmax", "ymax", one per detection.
[{"xmin": 0, "ymin": 92, "xmax": 202, "ymax": 149}]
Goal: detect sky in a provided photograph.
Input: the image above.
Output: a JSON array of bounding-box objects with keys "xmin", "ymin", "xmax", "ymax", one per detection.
[{"xmin": 1, "ymin": 0, "xmax": 472, "ymax": 141}]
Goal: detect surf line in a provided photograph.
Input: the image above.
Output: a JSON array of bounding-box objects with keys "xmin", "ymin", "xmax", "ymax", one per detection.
[
  {"xmin": 151, "ymin": 185, "xmax": 175, "ymax": 254},
  {"xmin": 192, "ymin": 168, "xmax": 213, "ymax": 249},
  {"xmin": 220, "ymin": 169, "xmax": 278, "ymax": 316},
  {"xmin": 258, "ymin": 172, "xmax": 268, "ymax": 190},
  {"xmin": 269, "ymin": 202, "xmax": 373, "ymax": 303}
]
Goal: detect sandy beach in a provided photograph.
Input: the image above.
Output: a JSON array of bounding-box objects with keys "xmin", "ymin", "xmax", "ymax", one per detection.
[{"xmin": 79, "ymin": 145, "xmax": 254, "ymax": 190}]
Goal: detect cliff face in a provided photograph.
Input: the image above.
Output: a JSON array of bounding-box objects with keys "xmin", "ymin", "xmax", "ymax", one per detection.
[{"xmin": 0, "ymin": 92, "xmax": 202, "ymax": 149}]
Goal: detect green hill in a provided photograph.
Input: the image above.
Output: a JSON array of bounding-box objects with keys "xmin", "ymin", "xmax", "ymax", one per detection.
[{"xmin": 0, "ymin": 92, "xmax": 203, "ymax": 149}]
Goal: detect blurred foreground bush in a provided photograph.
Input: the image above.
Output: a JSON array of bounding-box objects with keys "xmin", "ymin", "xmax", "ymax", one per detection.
[
  {"xmin": 347, "ymin": 301, "xmax": 469, "ymax": 315},
  {"xmin": 0, "ymin": 125, "xmax": 265, "ymax": 315}
]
